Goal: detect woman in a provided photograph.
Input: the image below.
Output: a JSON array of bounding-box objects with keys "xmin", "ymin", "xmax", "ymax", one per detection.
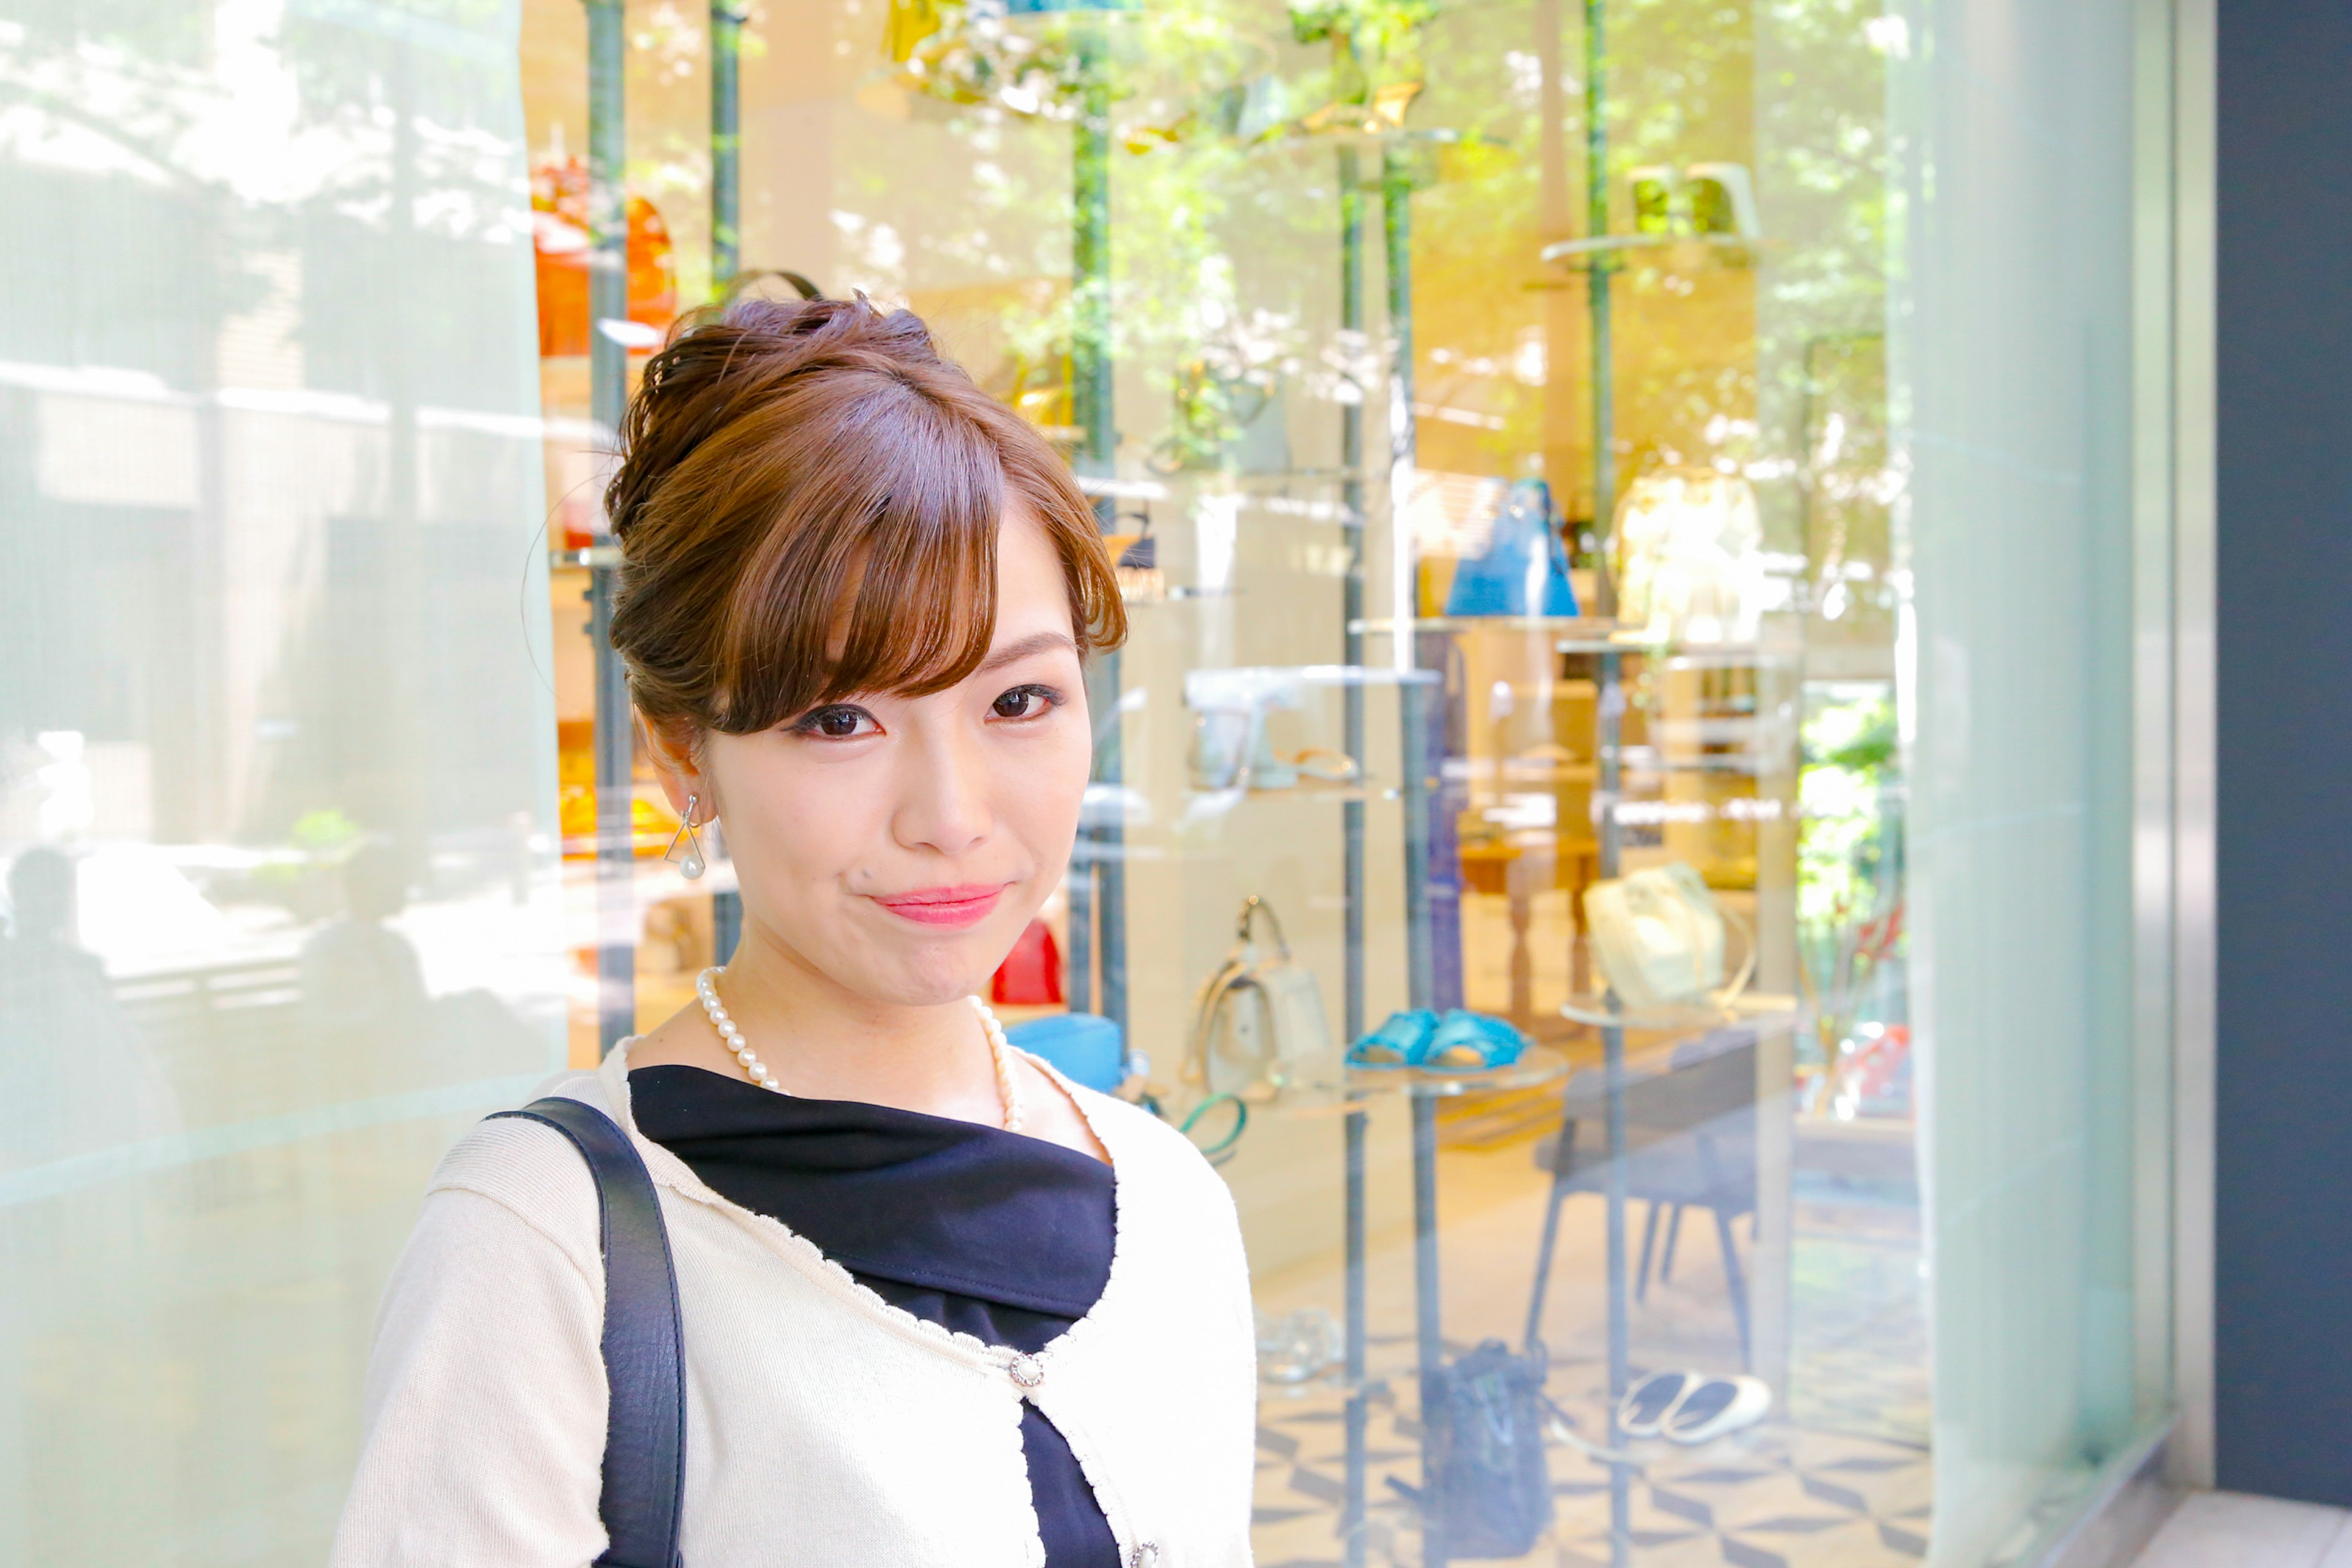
[{"xmin": 331, "ymin": 298, "xmax": 1256, "ymax": 1568}]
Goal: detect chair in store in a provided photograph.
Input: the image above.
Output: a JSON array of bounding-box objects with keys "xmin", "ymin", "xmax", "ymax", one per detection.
[{"xmin": 1523, "ymin": 1027, "xmax": 1758, "ymax": 1366}]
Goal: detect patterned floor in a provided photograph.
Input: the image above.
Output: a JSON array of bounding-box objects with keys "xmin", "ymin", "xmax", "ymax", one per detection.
[
  {"xmin": 1251, "ymin": 1337, "xmax": 1930, "ymax": 1568},
  {"xmin": 1245, "ymin": 1129, "xmax": 1931, "ymax": 1568}
]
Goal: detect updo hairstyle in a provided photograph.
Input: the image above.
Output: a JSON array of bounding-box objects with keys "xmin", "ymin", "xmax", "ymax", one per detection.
[{"xmin": 604, "ymin": 295, "xmax": 1126, "ymax": 739}]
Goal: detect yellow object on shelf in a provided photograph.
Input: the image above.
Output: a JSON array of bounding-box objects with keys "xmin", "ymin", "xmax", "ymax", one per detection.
[{"xmin": 560, "ymin": 786, "xmax": 683, "ymax": 859}]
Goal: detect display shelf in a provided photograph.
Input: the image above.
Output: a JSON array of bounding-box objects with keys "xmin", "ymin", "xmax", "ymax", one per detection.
[
  {"xmin": 1485, "ymin": 761, "xmax": 1602, "ymax": 783},
  {"xmin": 1181, "ymin": 783, "xmax": 1396, "ymax": 808},
  {"xmin": 1349, "ymin": 616, "xmax": 1804, "ymax": 668},
  {"xmin": 1346, "ymin": 1042, "xmax": 1572, "ymax": 1099},
  {"xmin": 1351, "ymin": 613, "xmax": 1621, "ymax": 638},
  {"xmin": 1624, "ymin": 644, "xmax": 1803, "ymax": 669},
  {"xmin": 1608, "ymin": 752, "xmax": 1774, "ymax": 778},
  {"xmin": 1183, "ymin": 662, "xmax": 1440, "ymax": 703},
  {"xmin": 1537, "ymin": 232, "xmax": 1762, "ymax": 273},
  {"xmin": 1558, "ymin": 990, "xmax": 1799, "ymax": 1032},
  {"xmin": 1239, "ymin": 1044, "xmax": 1573, "ymax": 1122}
]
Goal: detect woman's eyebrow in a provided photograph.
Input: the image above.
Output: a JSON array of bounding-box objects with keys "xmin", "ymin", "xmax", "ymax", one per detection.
[{"xmin": 974, "ymin": 630, "xmax": 1078, "ymax": 675}]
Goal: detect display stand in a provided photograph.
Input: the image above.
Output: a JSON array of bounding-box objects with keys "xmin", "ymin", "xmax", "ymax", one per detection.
[
  {"xmin": 1594, "ymin": 641, "xmax": 1630, "ymax": 1568},
  {"xmin": 1283, "ymin": 1046, "xmax": 1569, "ymax": 1568},
  {"xmin": 711, "ymin": 4, "xmax": 744, "ymax": 287},
  {"xmin": 1525, "ymin": 632, "xmax": 1798, "ymax": 1568},
  {"xmin": 1330, "ymin": 617, "xmax": 1798, "ymax": 1566},
  {"xmin": 1336, "ymin": 138, "xmax": 1374, "ymax": 1568},
  {"xmin": 1060, "ymin": 6, "xmax": 1126, "ymax": 1037},
  {"xmin": 1344, "ymin": 609, "xmax": 1613, "ymax": 1568},
  {"xmin": 585, "ymin": 0, "xmax": 635, "ymax": 1057},
  {"xmin": 1191, "ymin": 657, "xmax": 1478, "ymax": 1567}
]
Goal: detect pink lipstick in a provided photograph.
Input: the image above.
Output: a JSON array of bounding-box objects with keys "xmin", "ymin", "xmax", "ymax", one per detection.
[{"xmin": 871, "ymin": 883, "xmax": 1008, "ymax": 930}]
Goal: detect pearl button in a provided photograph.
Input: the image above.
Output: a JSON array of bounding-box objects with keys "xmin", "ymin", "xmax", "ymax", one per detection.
[
  {"xmin": 1008, "ymin": 1354, "xmax": 1044, "ymax": 1389},
  {"xmin": 1128, "ymin": 1545, "xmax": 1159, "ymax": 1568}
]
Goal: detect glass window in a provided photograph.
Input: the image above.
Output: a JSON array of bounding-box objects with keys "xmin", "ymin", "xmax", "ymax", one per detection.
[
  {"xmin": 0, "ymin": 0, "xmax": 2172, "ymax": 1562},
  {"xmin": 509, "ymin": 0, "xmax": 2166, "ymax": 1559},
  {"xmin": 0, "ymin": 2, "xmax": 564, "ymax": 1561}
]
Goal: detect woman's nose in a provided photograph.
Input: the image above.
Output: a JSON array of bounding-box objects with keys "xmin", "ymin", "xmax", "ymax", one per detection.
[{"xmin": 889, "ymin": 722, "xmax": 991, "ymax": 857}]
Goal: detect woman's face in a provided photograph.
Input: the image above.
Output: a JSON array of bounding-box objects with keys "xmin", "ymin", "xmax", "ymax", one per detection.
[{"xmin": 690, "ymin": 507, "xmax": 1093, "ymax": 1009}]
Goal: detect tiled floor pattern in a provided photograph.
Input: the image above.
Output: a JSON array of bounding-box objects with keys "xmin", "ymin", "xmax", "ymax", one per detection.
[
  {"xmin": 1782, "ymin": 1193, "xmax": 1929, "ymax": 1449},
  {"xmin": 1245, "ymin": 1078, "xmax": 1929, "ymax": 1568},
  {"xmin": 2132, "ymin": 1493, "xmax": 2352, "ymax": 1568},
  {"xmin": 1251, "ymin": 1341, "xmax": 1931, "ymax": 1568}
]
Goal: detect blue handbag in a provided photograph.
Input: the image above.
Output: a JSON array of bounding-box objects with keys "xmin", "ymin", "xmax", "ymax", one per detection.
[
  {"xmin": 1442, "ymin": 478, "xmax": 1580, "ymax": 618},
  {"xmin": 491, "ymin": 1097, "xmax": 687, "ymax": 1568},
  {"xmin": 1005, "ymin": 1011, "xmax": 1129, "ymax": 1093}
]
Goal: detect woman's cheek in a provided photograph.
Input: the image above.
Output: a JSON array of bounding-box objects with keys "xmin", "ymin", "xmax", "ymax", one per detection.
[
  {"xmin": 771, "ymin": 761, "xmax": 876, "ymax": 881},
  {"xmin": 727, "ymin": 754, "xmax": 855, "ymax": 891}
]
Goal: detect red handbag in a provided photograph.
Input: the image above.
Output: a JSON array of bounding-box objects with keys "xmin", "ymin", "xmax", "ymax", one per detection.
[{"xmin": 990, "ymin": 918, "xmax": 1065, "ymax": 1006}]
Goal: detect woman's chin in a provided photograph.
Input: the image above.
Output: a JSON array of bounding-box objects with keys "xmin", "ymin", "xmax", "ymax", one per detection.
[
  {"xmin": 796, "ymin": 900, "xmax": 1035, "ymax": 1011},
  {"xmin": 859, "ymin": 939, "xmax": 1009, "ymax": 1010}
]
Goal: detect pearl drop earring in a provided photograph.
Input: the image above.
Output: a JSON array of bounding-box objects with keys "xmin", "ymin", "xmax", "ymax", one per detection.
[{"xmin": 665, "ymin": 793, "xmax": 708, "ymax": 880}]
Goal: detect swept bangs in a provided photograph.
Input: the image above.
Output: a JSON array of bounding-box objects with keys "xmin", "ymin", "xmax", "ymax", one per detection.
[{"xmin": 606, "ymin": 297, "xmax": 1126, "ymax": 738}]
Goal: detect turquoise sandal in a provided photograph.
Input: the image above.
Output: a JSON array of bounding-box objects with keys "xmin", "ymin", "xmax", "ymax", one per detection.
[
  {"xmin": 1346, "ymin": 1009, "xmax": 1438, "ymax": 1069},
  {"xmin": 1419, "ymin": 1009, "xmax": 1530, "ymax": 1073}
]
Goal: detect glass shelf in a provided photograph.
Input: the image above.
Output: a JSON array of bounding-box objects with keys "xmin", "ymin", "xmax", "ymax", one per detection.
[
  {"xmin": 1538, "ymin": 232, "xmax": 1762, "ymax": 273},
  {"xmin": 1348, "ymin": 616, "xmax": 1804, "ymax": 664},
  {"xmin": 1356, "ymin": 1041, "xmax": 1573, "ymax": 1098},
  {"xmin": 1558, "ymin": 990, "xmax": 1802, "ymax": 1032},
  {"xmin": 1351, "ymin": 614, "xmax": 1621, "ymax": 638},
  {"xmin": 1181, "ymin": 783, "xmax": 1393, "ymax": 809},
  {"xmin": 1223, "ymin": 1042, "xmax": 1575, "ymax": 1123},
  {"xmin": 1182, "ymin": 663, "xmax": 1440, "ymax": 709}
]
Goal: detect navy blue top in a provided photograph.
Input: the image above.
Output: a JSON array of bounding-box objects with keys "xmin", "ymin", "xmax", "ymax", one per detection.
[{"xmin": 628, "ymin": 1065, "xmax": 1120, "ymax": 1568}]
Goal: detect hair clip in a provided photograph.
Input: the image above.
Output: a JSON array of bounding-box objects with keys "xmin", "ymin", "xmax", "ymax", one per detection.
[{"xmin": 666, "ymin": 793, "xmax": 707, "ymax": 880}]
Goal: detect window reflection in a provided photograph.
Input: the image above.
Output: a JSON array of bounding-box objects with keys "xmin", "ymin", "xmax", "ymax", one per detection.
[
  {"xmin": 1, "ymin": 2, "xmax": 563, "ymax": 1559},
  {"xmin": 0, "ymin": 0, "xmax": 2168, "ymax": 1559},
  {"xmin": 1, "ymin": 846, "xmax": 181, "ymax": 1171}
]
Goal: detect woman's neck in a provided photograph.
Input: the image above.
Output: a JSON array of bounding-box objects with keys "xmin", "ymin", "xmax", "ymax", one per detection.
[{"xmin": 625, "ymin": 923, "xmax": 1009, "ymax": 1127}]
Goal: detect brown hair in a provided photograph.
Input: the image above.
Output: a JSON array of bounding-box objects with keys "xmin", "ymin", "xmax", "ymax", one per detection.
[{"xmin": 604, "ymin": 295, "xmax": 1126, "ymax": 735}]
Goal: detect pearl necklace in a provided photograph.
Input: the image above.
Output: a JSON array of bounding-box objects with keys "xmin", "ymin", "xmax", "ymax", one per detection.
[{"xmin": 693, "ymin": 967, "xmax": 1025, "ymax": 1134}]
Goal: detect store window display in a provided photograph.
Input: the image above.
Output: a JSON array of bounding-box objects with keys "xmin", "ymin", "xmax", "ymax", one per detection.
[
  {"xmin": 0, "ymin": 0, "xmax": 2171, "ymax": 1561},
  {"xmin": 507, "ymin": 0, "xmax": 2157, "ymax": 1564}
]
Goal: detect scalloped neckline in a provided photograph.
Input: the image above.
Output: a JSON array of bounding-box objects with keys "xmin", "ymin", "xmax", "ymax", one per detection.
[{"xmin": 591, "ymin": 1036, "xmax": 1136, "ymax": 1373}]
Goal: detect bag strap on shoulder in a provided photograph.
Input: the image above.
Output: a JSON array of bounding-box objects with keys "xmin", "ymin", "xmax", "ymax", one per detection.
[{"xmin": 490, "ymin": 1096, "xmax": 686, "ymax": 1568}]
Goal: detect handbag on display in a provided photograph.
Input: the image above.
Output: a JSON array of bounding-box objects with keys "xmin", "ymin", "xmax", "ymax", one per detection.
[
  {"xmin": 1412, "ymin": 1339, "xmax": 1555, "ymax": 1559},
  {"xmin": 1186, "ymin": 895, "xmax": 1338, "ymax": 1099},
  {"xmin": 1610, "ymin": 467, "xmax": 1768, "ymax": 644},
  {"xmin": 1444, "ymin": 478, "xmax": 1580, "ymax": 618},
  {"xmin": 1003, "ymin": 1012, "xmax": 1128, "ymax": 1095},
  {"xmin": 990, "ymin": 916, "xmax": 1064, "ymax": 1006},
  {"xmin": 1582, "ymin": 861, "xmax": 1754, "ymax": 1011}
]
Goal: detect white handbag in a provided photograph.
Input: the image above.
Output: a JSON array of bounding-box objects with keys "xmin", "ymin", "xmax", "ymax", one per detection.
[
  {"xmin": 1186, "ymin": 896, "xmax": 1338, "ymax": 1099},
  {"xmin": 1610, "ymin": 467, "xmax": 1769, "ymax": 644},
  {"xmin": 1583, "ymin": 861, "xmax": 1754, "ymax": 1011}
]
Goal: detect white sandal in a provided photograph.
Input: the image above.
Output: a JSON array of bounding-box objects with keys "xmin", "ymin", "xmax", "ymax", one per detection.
[
  {"xmin": 1618, "ymin": 1369, "xmax": 1699, "ymax": 1438},
  {"xmin": 1663, "ymin": 1375, "xmax": 1772, "ymax": 1444}
]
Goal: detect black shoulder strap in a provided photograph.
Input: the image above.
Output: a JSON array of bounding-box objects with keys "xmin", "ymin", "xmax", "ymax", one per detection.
[{"xmin": 491, "ymin": 1096, "xmax": 686, "ymax": 1568}]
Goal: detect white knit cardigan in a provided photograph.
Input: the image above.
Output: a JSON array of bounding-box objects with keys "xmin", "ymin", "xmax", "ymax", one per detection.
[{"xmin": 330, "ymin": 1041, "xmax": 1258, "ymax": 1568}]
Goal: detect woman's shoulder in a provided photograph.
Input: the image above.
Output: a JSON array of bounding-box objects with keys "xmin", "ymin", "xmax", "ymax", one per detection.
[
  {"xmin": 1070, "ymin": 1085, "xmax": 1240, "ymax": 1216},
  {"xmin": 424, "ymin": 1071, "xmax": 617, "ymax": 1258}
]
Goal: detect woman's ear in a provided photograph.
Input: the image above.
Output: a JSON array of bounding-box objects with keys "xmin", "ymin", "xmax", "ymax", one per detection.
[{"xmin": 638, "ymin": 714, "xmax": 707, "ymax": 821}]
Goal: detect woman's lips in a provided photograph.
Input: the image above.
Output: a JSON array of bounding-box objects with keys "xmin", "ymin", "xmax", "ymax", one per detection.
[{"xmin": 870, "ymin": 883, "xmax": 1008, "ymax": 930}]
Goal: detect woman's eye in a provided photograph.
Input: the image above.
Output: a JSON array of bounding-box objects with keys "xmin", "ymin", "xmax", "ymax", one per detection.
[
  {"xmin": 793, "ymin": 705, "xmax": 877, "ymax": 739},
  {"xmin": 991, "ymin": 685, "xmax": 1059, "ymax": 722}
]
